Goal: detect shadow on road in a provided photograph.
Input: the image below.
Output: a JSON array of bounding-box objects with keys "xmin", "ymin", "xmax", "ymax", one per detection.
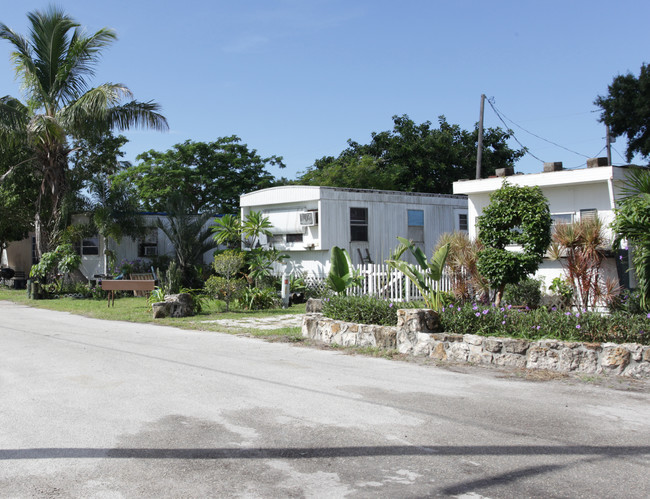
[{"xmin": 2, "ymin": 444, "xmax": 649, "ymax": 460}]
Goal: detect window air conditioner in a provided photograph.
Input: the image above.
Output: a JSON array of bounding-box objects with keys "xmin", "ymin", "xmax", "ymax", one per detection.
[{"xmin": 299, "ymin": 212, "xmax": 317, "ymax": 226}]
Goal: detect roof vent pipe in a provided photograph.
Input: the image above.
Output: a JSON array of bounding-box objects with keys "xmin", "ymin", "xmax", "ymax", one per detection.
[
  {"xmin": 587, "ymin": 157, "xmax": 609, "ymax": 168},
  {"xmin": 543, "ymin": 162, "xmax": 564, "ymax": 172},
  {"xmin": 495, "ymin": 167, "xmax": 514, "ymax": 177}
]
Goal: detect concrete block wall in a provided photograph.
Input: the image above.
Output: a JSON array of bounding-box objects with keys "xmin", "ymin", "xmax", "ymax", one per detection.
[{"xmin": 302, "ymin": 309, "xmax": 650, "ymax": 378}]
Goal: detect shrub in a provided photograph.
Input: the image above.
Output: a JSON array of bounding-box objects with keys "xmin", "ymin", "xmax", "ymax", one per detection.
[
  {"xmin": 205, "ymin": 276, "xmax": 246, "ymax": 311},
  {"xmin": 609, "ymin": 288, "xmax": 644, "ymax": 315},
  {"xmin": 239, "ymin": 287, "xmax": 279, "ymax": 310},
  {"xmin": 503, "ymin": 277, "xmax": 543, "ymax": 309},
  {"xmin": 476, "ymin": 181, "xmax": 552, "ymax": 306},
  {"xmin": 322, "ymin": 295, "xmax": 426, "ymax": 326},
  {"xmin": 438, "ymin": 303, "xmax": 649, "ymax": 345}
]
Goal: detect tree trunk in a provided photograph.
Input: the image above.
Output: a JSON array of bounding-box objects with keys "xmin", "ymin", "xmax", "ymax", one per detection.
[{"xmin": 494, "ymin": 285, "xmax": 506, "ymax": 307}]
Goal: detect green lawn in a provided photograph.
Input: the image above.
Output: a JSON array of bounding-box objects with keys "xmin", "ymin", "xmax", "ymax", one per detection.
[{"xmin": 0, "ymin": 287, "xmax": 305, "ymax": 340}]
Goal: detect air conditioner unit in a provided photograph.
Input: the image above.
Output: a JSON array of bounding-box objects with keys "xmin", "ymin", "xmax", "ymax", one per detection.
[
  {"xmin": 144, "ymin": 246, "xmax": 158, "ymax": 256},
  {"xmin": 299, "ymin": 212, "xmax": 317, "ymax": 226}
]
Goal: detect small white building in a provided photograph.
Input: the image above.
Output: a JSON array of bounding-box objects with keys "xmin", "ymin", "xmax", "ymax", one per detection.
[
  {"xmin": 240, "ymin": 185, "xmax": 468, "ymax": 278},
  {"xmin": 452, "ymin": 163, "xmax": 635, "ymax": 290}
]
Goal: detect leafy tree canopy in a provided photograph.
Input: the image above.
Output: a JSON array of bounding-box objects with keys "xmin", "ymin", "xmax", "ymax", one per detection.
[
  {"xmin": 477, "ymin": 181, "xmax": 551, "ymax": 306},
  {"xmin": 595, "ymin": 63, "xmax": 650, "ymax": 163},
  {"xmin": 0, "ymin": 140, "xmax": 36, "ymax": 249},
  {"xmin": 0, "ymin": 6, "xmax": 167, "ymax": 256},
  {"xmin": 612, "ymin": 167, "xmax": 650, "ymax": 310},
  {"xmin": 116, "ymin": 137, "xmax": 284, "ymax": 215},
  {"xmin": 297, "ymin": 115, "xmax": 525, "ymax": 193}
]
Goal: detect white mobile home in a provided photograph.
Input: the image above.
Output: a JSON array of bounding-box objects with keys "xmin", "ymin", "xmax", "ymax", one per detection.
[
  {"xmin": 2, "ymin": 213, "xmax": 219, "ymax": 281},
  {"xmin": 241, "ymin": 185, "xmax": 468, "ymax": 278},
  {"xmin": 452, "ymin": 162, "xmax": 636, "ymax": 290}
]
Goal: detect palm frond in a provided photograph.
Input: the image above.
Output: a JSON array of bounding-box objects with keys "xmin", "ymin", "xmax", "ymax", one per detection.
[{"xmin": 105, "ymin": 100, "xmax": 169, "ymax": 132}]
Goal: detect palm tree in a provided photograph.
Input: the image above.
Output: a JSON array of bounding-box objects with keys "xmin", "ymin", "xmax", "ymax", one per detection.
[
  {"xmin": 157, "ymin": 193, "xmax": 217, "ymax": 288},
  {"xmin": 0, "ymin": 6, "xmax": 167, "ymax": 257},
  {"xmin": 87, "ymin": 175, "xmax": 146, "ymax": 275}
]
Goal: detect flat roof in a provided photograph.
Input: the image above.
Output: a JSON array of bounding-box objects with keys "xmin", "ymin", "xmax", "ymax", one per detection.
[
  {"xmin": 452, "ymin": 165, "xmax": 636, "ymax": 195},
  {"xmin": 241, "ymin": 184, "xmax": 467, "ymax": 202}
]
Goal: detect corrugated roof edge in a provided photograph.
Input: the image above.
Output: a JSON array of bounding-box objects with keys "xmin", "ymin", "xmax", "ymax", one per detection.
[{"xmin": 242, "ymin": 184, "xmax": 467, "ymax": 200}]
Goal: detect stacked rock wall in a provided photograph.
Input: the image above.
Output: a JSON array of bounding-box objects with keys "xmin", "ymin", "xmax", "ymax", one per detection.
[{"xmin": 302, "ymin": 309, "xmax": 650, "ymax": 378}]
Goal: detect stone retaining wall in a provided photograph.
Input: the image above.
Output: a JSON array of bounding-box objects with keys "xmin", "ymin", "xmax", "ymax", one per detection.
[{"xmin": 302, "ymin": 309, "xmax": 650, "ymax": 378}]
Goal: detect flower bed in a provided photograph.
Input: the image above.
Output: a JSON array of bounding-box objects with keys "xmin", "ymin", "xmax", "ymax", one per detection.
[{"xmin": 320, "ymin": 297, "xmax": 649, "ymax": 346}]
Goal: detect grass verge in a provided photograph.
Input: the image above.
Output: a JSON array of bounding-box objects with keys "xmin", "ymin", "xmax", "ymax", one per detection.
[{"xmin": 0, "ymin": 287, "xmax": 305, "ymax": 341}]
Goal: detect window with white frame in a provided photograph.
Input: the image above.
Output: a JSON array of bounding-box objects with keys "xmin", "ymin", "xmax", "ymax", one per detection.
[
  {"xmin": 350, "ymin": 207, "xmax": 368, "ymax": 242},
  {"xmin": 138, "ymin": 229, "xmax": 158, "ymax": 257},
  {"xmin": 407, "ymin": 209, "xmax": 424, "ymax": 243},
  {"xmin": 80, "ymin": 237, "xmax": 99, "ymax": 256},
  {"xmin": 458, "ymin": 213, "xmax": 468, "ymax": 232}
]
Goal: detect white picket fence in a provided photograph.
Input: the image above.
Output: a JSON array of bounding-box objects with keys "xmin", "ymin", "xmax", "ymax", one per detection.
[{"xmin": 344, "ymin": 263, "xmax": 453, "ymax": 302}]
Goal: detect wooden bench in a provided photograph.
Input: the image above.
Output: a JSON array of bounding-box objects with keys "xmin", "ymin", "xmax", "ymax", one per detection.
[{"xmin": 101, "ymin": 279, "xmax": 156, "ymax": 307}]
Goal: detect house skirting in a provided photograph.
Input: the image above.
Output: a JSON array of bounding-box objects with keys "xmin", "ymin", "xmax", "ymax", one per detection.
[{"xmin": 302, "ymin": 309, "xmax": 650, "ymax": 378}]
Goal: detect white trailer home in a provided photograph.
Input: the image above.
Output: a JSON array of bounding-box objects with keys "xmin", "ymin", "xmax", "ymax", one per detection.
[
  {"xmin": 240, "ymin": 185, "xmax": 468, "ymax": 278},
  {"xmin": 452, "ymin": 162, "xmax": 636, "ymax": 291},
  {"xmin": 2, "ymin": 213, "xmax": 219, "ymax": 281}
]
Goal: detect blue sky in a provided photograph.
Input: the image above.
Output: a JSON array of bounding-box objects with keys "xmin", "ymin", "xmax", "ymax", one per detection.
[{"xmin": 1, "ymin": 0, "xmax": 649, "ymax": 181}]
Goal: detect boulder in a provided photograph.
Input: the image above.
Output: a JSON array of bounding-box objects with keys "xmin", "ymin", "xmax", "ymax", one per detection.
[
  {"xmin": 152, "ymin": 293, "xmax": 194, "ymax": 319},
  {"xmin": 306, "ymin": 298, "xmax": 323, "ymax": 313}
]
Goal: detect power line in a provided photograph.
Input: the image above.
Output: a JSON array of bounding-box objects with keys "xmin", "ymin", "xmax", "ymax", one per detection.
[
  {"xmin": 563, "ymin": 146, "xmax": 607, "ymax": 170},
  {"xmin": 612, "ymin": 145, "xmax": 628, "ymax": 162},
  {"xmin": 488, "ymin": 98, "xmax": 592, "ymax": 159},
  {"xmin": 485, "ymin": 98, "xmax": 545, "ymax": 163}
]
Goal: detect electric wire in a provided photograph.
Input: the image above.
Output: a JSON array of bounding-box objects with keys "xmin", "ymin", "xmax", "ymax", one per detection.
[
  {"xmin": 485, "ymin": 98, "xmax": 545, "ymax": 163},
  {"xmin": 612, "ymin": 145, "xmax": 628, "ymax": 162},
  {"xmin": 488, "ymin": 97, "xmax": 592, "ymax": 159}
]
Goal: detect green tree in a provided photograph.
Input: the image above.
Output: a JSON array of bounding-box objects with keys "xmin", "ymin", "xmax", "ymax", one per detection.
[
  {"xmin": 0, "ymin": 140, "xmax": 36, "ymax": 251},
  {"xmin": 0, "ymin": 6, "xmax": 167, "ymax": 257},
  {"xmin": 211, "ymin": 211, "xmax": 273, "ymax": 250},
  {"xmin": 298, "ymin": 115, "xmax": 524, "ymax": 193},
  {"xmin": 118, "ymin": 137, "xmax": 284, "ymax": 214},
  {"xmin": 205, "ymin": 250, "xmax": 246, "ymax": 311},
  {"xmin": 595, "ymin": 64, "xmax": 650, "ymax": 162},
  {"xmin": 156, "ymin": 193, "xmax": 217, "ymax": 288},
  {"xmin": 299, "ymin": 155, "xmax": 399, "ymax": 190},
  {"xmin": 612, "ymin": 167, "xmax": 650, "ymax": 310},
  {"xmin": 87, "ymin": 175, "xmax": 146, "ymax": 274},
  {"xmin": 476, "ymin": 181, "xmax": 552, "ymax": 307}
]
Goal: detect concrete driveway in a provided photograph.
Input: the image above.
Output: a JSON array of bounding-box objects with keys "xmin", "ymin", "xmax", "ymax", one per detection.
[{"xmin": 1, "ymin": 301, "xmax": 649, "ymax": 498}]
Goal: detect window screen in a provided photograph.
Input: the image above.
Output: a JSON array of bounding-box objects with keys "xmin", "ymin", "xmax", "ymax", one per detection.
[{"xmin": 350, "ymin": 207, "xmax": 368, "ymax": 242}]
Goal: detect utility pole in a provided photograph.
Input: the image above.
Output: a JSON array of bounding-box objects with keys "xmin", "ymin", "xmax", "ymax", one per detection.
[
  {"xmin": 606, "ymin": 124, "xmax": 612, "ymax": 165},
  {"xmin": 476, "ymin": 94, "xmax": 485, "ymax": 179}
]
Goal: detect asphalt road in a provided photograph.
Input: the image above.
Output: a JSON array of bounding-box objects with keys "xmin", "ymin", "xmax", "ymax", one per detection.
[{"xmin": 1, "ymin": 301, "xmax": 649, "ymax": 498}]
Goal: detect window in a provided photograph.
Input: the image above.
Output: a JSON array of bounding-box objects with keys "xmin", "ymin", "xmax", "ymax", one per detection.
[
  {"xmin": 551, "ymin": 213, "xmax": 574, "ymax": 226},
  {"xmin": 138, "ymin": 229, "xmax": 158, "ymax": 258},
  {"xmin": 407, "ymin": 209, "xmax": 424, "ymax": 243},
  {"xmin": 270, "ymin": 235, "xmax": 285, "ymax": 246},
  {"xmin": 350, "ymin": 207, "xmax": 368, "ymax": 242},
  {"xmin": 286, "ymin": 233, "xmax": 304, "ymax": 243},
  {"xmin": 81, "ymin": 237, "xmax": 99, "ymax": 256},
  {"xmin": 458, "ymin": 213, "xmax": 468, "ymax": 232},
  {"xmin": 580, "ymin": 209, "xmax": 598, "ymax": 222}
]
